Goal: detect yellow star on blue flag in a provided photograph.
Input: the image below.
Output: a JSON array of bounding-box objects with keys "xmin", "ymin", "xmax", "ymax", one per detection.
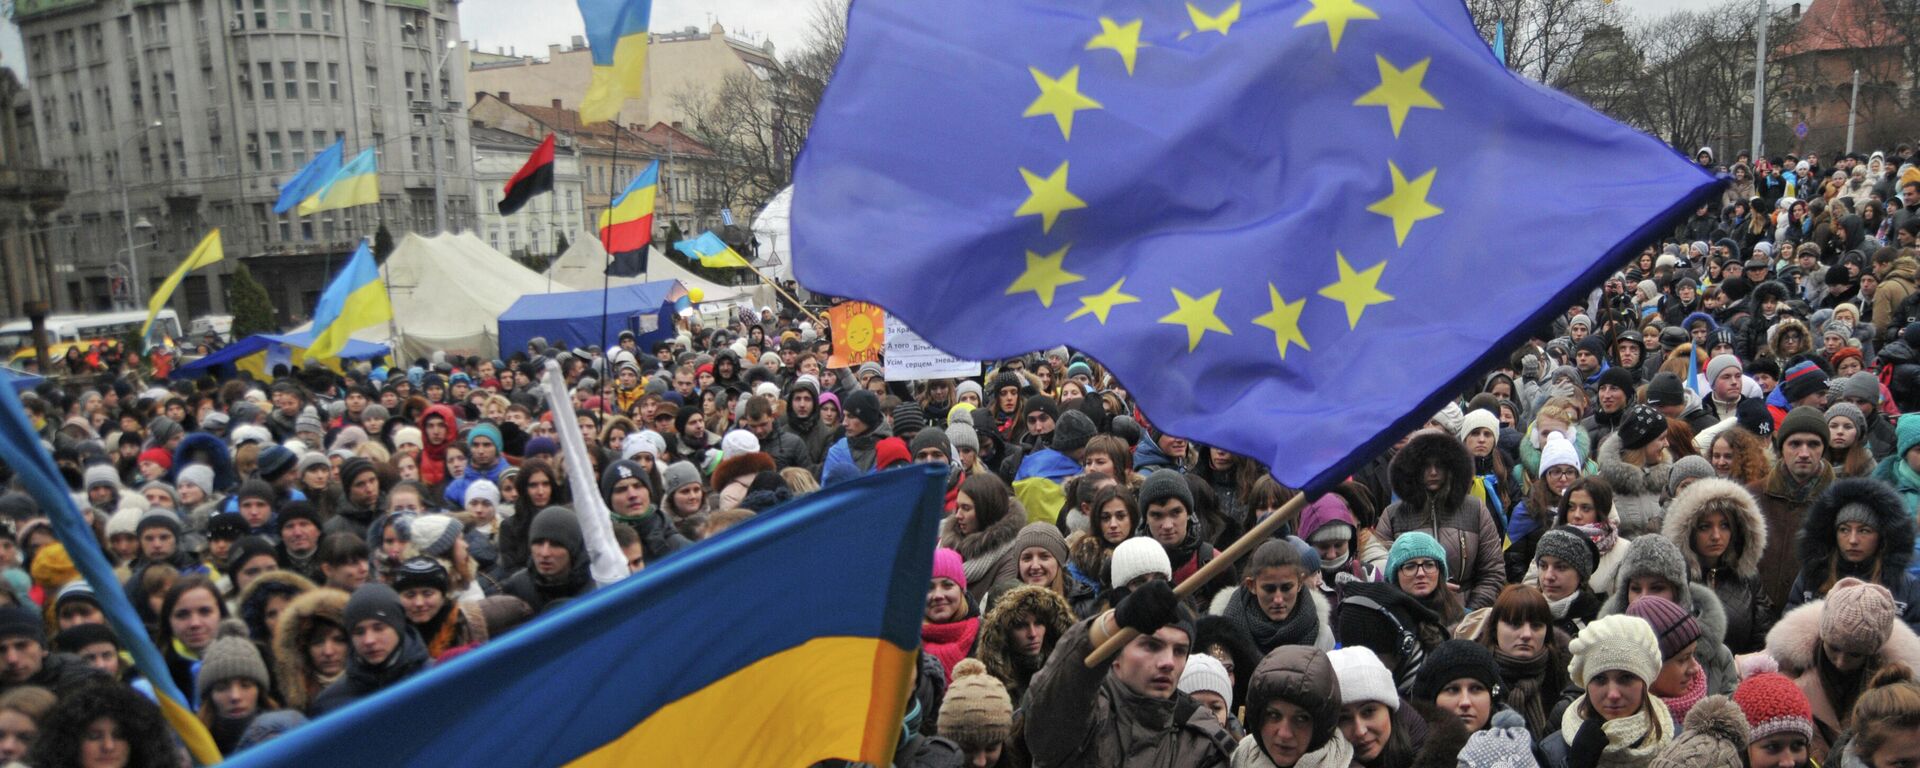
[{"xmin": 794, "ymin": 0, "xmax": 1719, "ymax": 490}]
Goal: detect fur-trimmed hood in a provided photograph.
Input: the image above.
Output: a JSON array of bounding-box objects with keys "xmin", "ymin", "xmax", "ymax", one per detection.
[
  {"xmin": 1766, "ymin": 595, "xmax": 1920, "ymax": 676},
  {"xmin": 1388, "ymin": 430, "xmax": 1473, "ymax": 510},
  {"xmin": 938, "ymin": 499, "xmax": 1027, "ymax": 562},
  {"xmin": 271, "ymin": 587, "xmax": 351, "ymax": 712},
  {"xmin": 975, "ymin": 584, "xmax": 1074, "ymax": 702},
  {"xmin": 1596, "ymin": 433, "xmax": 1673, "ymax": 498},
  {"xmin": 1662, "ymin": 478, "xmax": 1767, "ymax": 580},
  {"xmin": 1798, "ymin": 478, "xmax": 1914, "ymax": 584}
]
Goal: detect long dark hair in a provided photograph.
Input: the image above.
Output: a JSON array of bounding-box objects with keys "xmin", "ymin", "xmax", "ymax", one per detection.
[{"xmin": 957, "ymin": 474, "xmax": 1013, "ymax": 531}]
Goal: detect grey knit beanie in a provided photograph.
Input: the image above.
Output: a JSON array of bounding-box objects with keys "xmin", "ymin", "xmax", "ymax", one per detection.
[
  {"xmin": 661, "ymin": 461, "xmax": 703, "ymax": 496},
  {"xmin": 197, "ymin": 635, "xmax": 271, "ymax": 701},
  {"xmin": 1050, "ymin": 409, "xmax": 1097, "ymax": 453},
  {"xmin": 1138, "ymin": 470, "xmax": 1194, "ymax": 513},
  {"xmin": 945, "ymin": 421, "xmax": 980, "ymax": 453},
  {"xmin": 1535, "ymin": 526, "xmax": 1598, "ymax": 584},
  {"xmin": 1667, "ymin": 455, "xmax": 1715, "ymax": 497}
]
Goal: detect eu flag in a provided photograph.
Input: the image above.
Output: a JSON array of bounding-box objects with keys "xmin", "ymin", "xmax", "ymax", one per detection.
[{"xmin": 795, "ymin": 0, "xmax": 1720, "ymax": 490}]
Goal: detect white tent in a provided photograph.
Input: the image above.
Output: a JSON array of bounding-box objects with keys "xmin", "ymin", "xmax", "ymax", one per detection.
[
  {"xmin": 751, "ymin": 186, "xmax": 794, "ymax": 283},
  {"xmin": 377, "ymin": 232, "xmax": 551, "ymax": 360},
  {"xmin": 543, "ymin": 233, "xmax": 774, "ymax": 311}
]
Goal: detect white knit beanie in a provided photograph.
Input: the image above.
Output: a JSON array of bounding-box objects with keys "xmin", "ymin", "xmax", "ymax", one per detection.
[
  {"xmin": 621, "ymin": 430, "xmax": 665, "ymax": 461},
  {"xmin": 1569, "ymin": 614, "xmax": 1661, "ymax": 686},
  {"xmin": 106, "ymin": 506, "xmax": 143, "ymax": 538},
  {"xmin": 719, "ymin": 430, "xmax": 761, "ymax": 462},
  {"xmin": 1458, "ymin": 408, "xmax": 1500, "ymax": 442},
  {"xmin": 1328, "ymin": 646, "xmax": 1399, "ymax": 711},
  {"xmin": 1431, "ymin": 401, "xmax": 1464, "ymax": 436},
  {"xmin": 1110, "ymin": 537, "xmax": 1172, "ymax": 587},
  {"xmin": 1179, "ymin": 653, "xmax": 1234, "ymax": 707},
  {"xmin": 464, "ymin": 479, "xmax": 500, "ymax": 507},
  {"xmin": 1539, "ymin": 432, "xmax": 1579, "ymax": 477}
]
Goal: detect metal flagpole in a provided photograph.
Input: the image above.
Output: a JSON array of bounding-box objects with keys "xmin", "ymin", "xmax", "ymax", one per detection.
[{"xmin": 599, "ymin": 117, "xmax": 619, "ymax": 416}]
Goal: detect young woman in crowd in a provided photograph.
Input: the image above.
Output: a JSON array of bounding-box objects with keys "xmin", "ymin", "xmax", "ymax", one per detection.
[
  {"xmin": 1540, "ymin": 615, "xmax": 1674, "ymax": 768},
  {"xmin": 1785, "ymin": 478, "xmax": 1920, "ymax": 631},
  {"xmin": 1766, "ymin": 577, "xmax": 1920, "ymax": 764},
  {"xmin": 1661, "ymin": 477, "xmax": 1775, "ymax": 653}
]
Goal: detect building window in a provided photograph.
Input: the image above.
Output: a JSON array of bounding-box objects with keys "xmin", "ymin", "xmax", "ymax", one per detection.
[
  {"xmin": 175, "ymin": 140, "xmax": 187, "ymax": 176},
  {"xmin": 274, "ymin": 0, "xmax": 291, "ymax": 29},
  {"xmin": 371, "ymin": 132, "xmax": 383, "ymax": 165},
  {"xmin": 305, "ymin": 62, "xmax": 320, "ymax": 98},
  {"xmin": 282, "ymin": 61, "xmax": 298, "ymax": 99},
  {"xmin": 327, "ymin": 63, "xmax": 339, "ymax": 99},
  {"xmin": 267, "ymin": 131, "xmax": 283, "ymax": 170},
  {"xmin": 253, "ymin": 0, "xmax": 267, "ymax": 29},
  {"xmin": 298, "ymin": 0, "xmax": 314, "ymax": 29},
  {"xmin": 365, "ymin": 65, "xmax": 378, "ymax": 102},
  {"xmin": 246, "ymin": 132, "xmax": 260, "ymax": 170},
  {"xmin": 289, "ymin": 131, "xmax": 306, "ymax": 165},
  {"xmin": 258, "ymin": 63, "xmax": 275, "ymax": 98},
  {"xmin": 164, "ymin": 72, "xmax": 178, "ymax": 111},
  {"xmin": 409, "ymin": 136, "xmax": 421, "ymax": 170},
  {"xmin": 360, "ymin": 1, "xmax": 373, "ymax": 36},
  {"xmin": 321, "ymin": 0, "xmax": 334, "ymax": 31}
]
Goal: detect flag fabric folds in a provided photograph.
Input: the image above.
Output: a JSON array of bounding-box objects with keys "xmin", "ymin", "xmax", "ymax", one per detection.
[
  {"xmin": 600, "ymin": 159, "xmax": 659, "ymax": 277},
  {"xmin": 795, "ymin": 0, "xmax": 1720, "ymax": 491},
  {"xmin": 307, "ymin": 242, "xmax": 391, "ymax": 360},
  {"xmin": 142, "ymin": 229, "xmax": 223, "ymax": 339},
  {"xmin": 275, "ymin": 139, "xmax": 343, "ymax": 214},
  {"xmin": 498, "ymin": 134, "xmax": 557, "ymax": 215},
  {"xmin": 575, "ymin": 0, "xmax": 653, "ymax": 124},
  {"xmin": 674, "ymin": 230, "xmax": 751, "ymax": 269},
  {"xmin": 0, "ymin": 387, "xmax": 224, "ymax": 764},
  {"xmin": 296, "ymin": 147, "xmax": 379, "ymax": 216},
  {"xmin": 224, "ymin": 464, "xmax": 944, "ymax": 767}
]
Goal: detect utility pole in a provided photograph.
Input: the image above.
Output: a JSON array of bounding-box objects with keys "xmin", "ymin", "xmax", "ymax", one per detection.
[
  {"xmin": 1845, "ymin": 68, "xmax": 1860, "ymax": 154},
  {"xmin": 1750, "ymin": 0, "xmax": 1769, "ymax": 163}
]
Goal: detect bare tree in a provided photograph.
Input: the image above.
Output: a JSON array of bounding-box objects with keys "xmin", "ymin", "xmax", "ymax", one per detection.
[
  {"xmin": 1467, "ymin": 0, "xmax": 1615, "ymax": 87},
  {"xmin": 672, "ymin": 0, "xmax": 848, "ymax": 216}
]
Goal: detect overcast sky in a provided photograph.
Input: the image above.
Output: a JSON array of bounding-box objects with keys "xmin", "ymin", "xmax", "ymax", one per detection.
[{"xmin": 0, "ymin": 0, "xmax": 1773, "ymax": 84}]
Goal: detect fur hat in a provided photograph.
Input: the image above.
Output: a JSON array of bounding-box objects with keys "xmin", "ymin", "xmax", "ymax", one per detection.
[
  {"xmin": 1612, "ymin": 534, "xmax": 1688, "ymax": 598},
  {"xmin": 938, "ymin": 659, "xmax": 1012, "ymax": 749},
  {"xmin": 1569, "ymin": 614, "xmax": 1661, "ymax": 686}
]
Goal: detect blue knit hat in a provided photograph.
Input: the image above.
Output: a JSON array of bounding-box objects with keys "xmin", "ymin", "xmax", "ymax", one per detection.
[
  {"xmin": 1387, "ymin": 532, "xmax": 1448, "ymax": 582},
  {"xmin": 466, "ymin": 422, "xmax": 503, "ymax": 451},
  {"xmin": 1898, "ymin": 413, "xmax": 1920, "ymax": 458}
]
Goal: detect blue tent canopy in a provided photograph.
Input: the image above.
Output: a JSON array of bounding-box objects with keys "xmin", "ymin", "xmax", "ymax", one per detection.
[
  {"xmin": 170, "ymin": 330, "xmax": 389, "ymax": 380},
  {"xmin": 498, "ymin": 280, "xmax": 680, "ymax": 356}
]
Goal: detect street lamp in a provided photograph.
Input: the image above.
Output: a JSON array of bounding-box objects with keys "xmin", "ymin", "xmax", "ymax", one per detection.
[
  {"xmin": 118, "ymin": 119, "xmax": 165, "ymax": 309},
  {"xmin": 402, "ymin": 24, "xmax": 459, "ymax": 235}
]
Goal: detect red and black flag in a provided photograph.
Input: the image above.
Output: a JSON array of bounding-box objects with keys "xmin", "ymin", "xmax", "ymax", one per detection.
[{"xmin": 497, "ymin": 134, "xmax": 556, "ymax": 216}]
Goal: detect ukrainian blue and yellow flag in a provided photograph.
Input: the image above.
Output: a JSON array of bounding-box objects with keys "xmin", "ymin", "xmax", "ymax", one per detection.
[
  {"xmin": 0, "ymin": 385, "xmax": 223, "ymax": 764},
  {"xmin": 307, "ymin": 242, "xmax": 391, "ymax": 360},
  {"xmin": 674, "ymin": 230, "xmax": 751, "ymax": 268},
  {"xmin": 796, "ymin": 0, "xmax": 1721, "ymax": 491},
  {"xmin": 296, "ymin": 147, "xmax": 378, "ymax": 216},
  {"xmin": 575, "ymin": 0, "xmax": 652, "ymax": 124},
  {"xmin": 275, "ymin": 139, "xmax": 344, "ymax": 215},
  {"xmin": 141, "ymin": 229, "xmax": 222, "ymax": 340},
  {"xmin": 225, "ymin": 464, "xmax": 944, "ymax": 767}
]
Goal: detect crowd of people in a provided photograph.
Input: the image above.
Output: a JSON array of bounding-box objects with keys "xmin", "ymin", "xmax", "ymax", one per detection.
[{"xmin": 0, "ymin": 145, "xmax": 1917, "ymax": 767}]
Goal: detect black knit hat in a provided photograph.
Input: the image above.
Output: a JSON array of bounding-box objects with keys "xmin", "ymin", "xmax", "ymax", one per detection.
[
  {"xmin": 276, "ymin": 501, "xmax": 321, "ymax": 535},
  {"xmin": 1051, "ymin": 409, "xmax": 1097, "ymax": 453},
  {"xmin": 1412, "ymin": 639, "xmax": 1502, "ymax": 702},
  {"xmin": 891, "ymin": 403, "xmax": 927, "ymax": 438},
  {"xmin": 1023, "ymin": 395, "xmax": 1060, "ymax": 421},
  {"xmin": 1776, "ymin": 405, "xmax": 1830, "ymax": 450},
  {"xmin": 1643, "ymin": 372, "xmax": 1687, "ymax": 408},
  {"xmin": 0, "ymin": 606, "xmax": 43, "ymax": 645},
  {"xmin": 1615, "ymin": 403, "xmax": 1669, "ymax": 451},
  {"xmin": 843, "ymin": 390, "xmax": 882, "ymax": 429},
  {"xmin": 343, "ymin": 583, "xmax": 408, "ymax": 637},
  {"xmin": 392, "ymin": 557, "xmax": 450, "ymax": 594}
]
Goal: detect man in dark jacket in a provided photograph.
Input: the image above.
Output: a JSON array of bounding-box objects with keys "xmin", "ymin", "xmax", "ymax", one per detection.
[
  {"xmin": 600, "ymin": 460, "xmax": 690, "ymax": 562},
  {"xmin": 0, "ymin": 606, "xmax": 109, "ymax": 695},
  {"xmin": 308, "ymin": 584, "xmax": 431, "ymax": 716},
  {"xmin": 744, "ymin": 397, "xmax": 812, "ymax": 472},
  {"xmin": 778, "ymin": 376, "xmax": 836, "ymax": 466},
  {"xmin": 1024, "ymin": 581, "xmax": 1235, "ymax": 767},
  {"xmin": 499, "ymin": 506, "xmax": 599, "ymax": 614},
  {"xmin": 1748, "ymin": 407, "xmax": 1835, "ymax": 608},
  {"xmin": 326, "ymin": 457, "xmax": 385, "ymax": 537}
]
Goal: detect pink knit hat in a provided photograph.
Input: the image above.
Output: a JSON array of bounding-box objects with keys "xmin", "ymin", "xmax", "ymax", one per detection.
[
  {"xmin": 932, "ymin": 547, "xmax": 968, "ymax": 591},
  {"xmin": 1822, "ymin": 577, "xmax": 1896, "ymax": 656}
]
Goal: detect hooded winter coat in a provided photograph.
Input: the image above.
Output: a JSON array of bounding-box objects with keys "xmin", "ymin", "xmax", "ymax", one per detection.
[
  {"xmin": 271, "ymin": 587, "xmax": 350, "ymax": 714},
  {"xmin": 170, "ymin": 432, "xmax": 237, "ymax": 492},
  {"xmin": 1660, "ymin": 478, "xmax": 1775, "ymax": 653},
  {"xmin": 1024, "ymin": 616, "xmax": 1237, "ymax": 768},
  {"xmin": 1374, "ymin": 432, "xmax": 1506, "ymax": 610},
  {"xmin": 416, "ymin": 404, "xmax": 461, "ymax": 487},
  {"xmin": 976, "ymin": 584, "xmax": 1075, "ymax": 708},
  {"xmin": 307, "ymin": 622, "xmax": 432, "ymax": 717},
  {"xmin": 1596, "ymin": 434, "xmax": 1673, "ymax": 538},
  {"xmin": 1766, "ymin": 591, "xmax": 1920, "ymax": 764},
  {"xmin": 1207, "ymin": 582, "xmax": 1336, "ymax": 655},
  {"xmin": 1874, "ymin": 255, "xmax": 1919, "ymax": 336},
  {"xmin": 1596, "ymin": 535, "xmax": 1739, "ymax": 696},
  {"xmin": 1233, "ymin": 647, "xmax": 1343, "ymax": 768},
  {"xmin": 1784, "ymin": 477, "xmax": 1920, "ymax": 633},
  {"xmin": 939, "ymin": 499, "xmax": 1029, "ymax": 605},
  {"xmin": 1749, "ymin": 459, "xmax": 1835, "ymax": 609}
]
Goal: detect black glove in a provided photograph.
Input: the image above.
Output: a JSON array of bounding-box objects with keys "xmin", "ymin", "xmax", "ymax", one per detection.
[{"xmin": 1113, "ymin": 580, "xmax": 1179, "ymax": 635}]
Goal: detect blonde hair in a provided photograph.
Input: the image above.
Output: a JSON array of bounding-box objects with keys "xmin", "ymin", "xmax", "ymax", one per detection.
[
  {"xmin": 354, "ymin": 442, "xmax": 391, "ymax": 464},
  {"xmin": 780, "ymin": 467, "xmax": 819, "ymax": 496}
]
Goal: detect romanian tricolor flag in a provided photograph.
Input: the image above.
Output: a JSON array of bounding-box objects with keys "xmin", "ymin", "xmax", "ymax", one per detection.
[
  {"xmin": 498, "ymin": 134, "xmax": 556, "ymax": 216},
  {"xmin": 0, "ymin": 380, "xmax": 223, "ymax": 764},
  {"xmin": 599, "ymin": 159, "xmax": 658, "ymax": 277},
  {"xmin": 223, "ymin": 464, "xmax": 944, "ymax": 767},
  {"xmin": 296, "ymin": 147, "xmax": 379, "ymax": 216},
  {"xmin": 307, "ymin": 242, "xmax": 391, "ymax": 360},
  {"xmin": 575, "ymin": 0, "xmax": 653, "ymax": 124}
]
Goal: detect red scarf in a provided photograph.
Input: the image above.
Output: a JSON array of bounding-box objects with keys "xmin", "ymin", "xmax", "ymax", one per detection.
[{"xmin": 921, "ymin": 616, "xmax": 980, "ymax": 682}]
